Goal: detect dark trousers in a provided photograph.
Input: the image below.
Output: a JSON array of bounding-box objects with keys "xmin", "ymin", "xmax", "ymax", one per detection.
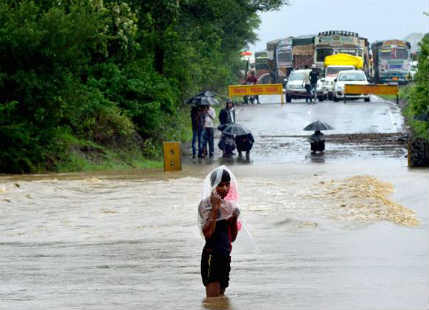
[
  {"xmin": 192, "ymin": 129, "xmax": 203, "ymax": 158},
  {"xmin": 311, "ymin": 83, "xmax": 317, "ymax": 102},
  {"xmin": 305, "ymin": 84, "xmax": 312, "ymax": 102},
  {"xmin": 201, "ymin": 128, "xmax": 214, "ymax": 157}
]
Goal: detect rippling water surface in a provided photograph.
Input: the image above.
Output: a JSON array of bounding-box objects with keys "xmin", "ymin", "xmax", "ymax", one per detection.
[{"xmin": 1, "ymin": 161, "xmax": 428, "ymax": 310}]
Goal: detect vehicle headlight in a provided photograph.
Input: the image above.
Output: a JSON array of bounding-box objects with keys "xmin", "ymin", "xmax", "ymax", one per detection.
[{"xmin": 336, "ymin": 84, "xmax": 344, "ymax": 91}]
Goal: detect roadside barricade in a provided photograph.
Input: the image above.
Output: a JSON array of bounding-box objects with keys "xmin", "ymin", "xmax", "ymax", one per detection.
[
  {"xmin": 344, "ymin": 84, "xmax": 399, "ymax": 104},
  {"xmin": 228, "ymin": 84, "xmax": 285, "ymax": 104}
]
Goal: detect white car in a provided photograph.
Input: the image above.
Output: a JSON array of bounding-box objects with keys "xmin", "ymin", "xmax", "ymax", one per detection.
[
  {"xmin": 321, "ymin": 65, "xmax": 355, "ymax": 100},
  {"xmin": 285, "ymin": 69, "xmax": 310, "ymax": 102},
  {"xmin": 285, "ymin": 69, "xmax": 324, "ymax": 102},
  {"xmin": 333, "ymin": 70, "xmax": 370, "ymax": 102}
]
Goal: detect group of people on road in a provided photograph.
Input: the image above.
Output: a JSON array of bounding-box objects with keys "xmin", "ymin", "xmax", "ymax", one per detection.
[
  {"xmin": 191, "ymin": 104, "xmax": 216, "ymax": 159},
  {"xmin": 218, "ymin": 100, "xmax": 254, "ymax": 160},
  {"xmin": 191, "ymin": 99, "xmax": 254, "ymax": 161}
]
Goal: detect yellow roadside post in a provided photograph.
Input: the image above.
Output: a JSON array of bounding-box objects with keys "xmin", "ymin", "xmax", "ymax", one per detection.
[
  {"xmin": 228, "ymin": 84, "xmax": 285, "ymax": 104},
  {"xmin": 163, "ymin": 142, "xmax": 181, "ymax": 172}
]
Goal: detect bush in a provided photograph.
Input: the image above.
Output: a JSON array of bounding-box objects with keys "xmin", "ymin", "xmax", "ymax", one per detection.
[{"xmin": 406, "ymin": 34, "xmax": 429, "ymax": 141}]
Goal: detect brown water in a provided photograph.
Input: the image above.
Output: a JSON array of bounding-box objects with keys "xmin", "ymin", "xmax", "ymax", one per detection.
[{"xmin": 1, "ymin": 160, "xmax": 428, "ymax": 309}]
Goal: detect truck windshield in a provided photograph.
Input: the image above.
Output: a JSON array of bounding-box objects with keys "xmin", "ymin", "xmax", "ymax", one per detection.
[
  {"xmin": 380, "ymin": 48, "xmax": 409, "ymax": 60},
  {"xmin": 316, "ymin": 48, "xmax": 334, "ymax": 62},
  {"xmin": 337, "ymin": 49, "xmax": 360, "ymax": 56},
  {"xmin": 255, "ymin": 59, "xmax": 270, "ymax": 71},
  {"xmin": 338, "ymin": 72, "xmax": 366, "ymax": 81},
  {"xmin": 326, "ymin": 67, "xmax": 354, "ymax": 75},
  {"xmin": 278, "ymin": 51, "xmax": 292, "ymax": 63}
]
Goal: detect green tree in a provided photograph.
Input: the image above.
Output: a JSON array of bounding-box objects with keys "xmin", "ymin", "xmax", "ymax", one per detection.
[
  {"xmin": 406, "ymin": 34, "xmax": 429, "ymax": 139},
  {"xmin": 0, "ymin": 0, "xmax": 290, "ymax": 172}
]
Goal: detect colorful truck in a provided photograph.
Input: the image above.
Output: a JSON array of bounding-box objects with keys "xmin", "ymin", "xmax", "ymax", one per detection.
[
  {"xmin": 314, "ymin": 31, "xmax": 371, "ymax": 78},
  {"xmin": 371, "ymin": 40, "xmax": 411, "ymax": 84}
]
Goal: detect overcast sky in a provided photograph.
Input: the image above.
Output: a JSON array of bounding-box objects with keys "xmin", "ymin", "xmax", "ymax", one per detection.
[{"xmin": 249, "ymin": 0, "xmax": 429, "ymax": 51}]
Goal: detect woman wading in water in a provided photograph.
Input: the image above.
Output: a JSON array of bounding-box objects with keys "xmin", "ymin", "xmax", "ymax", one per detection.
[{"xmin": 198, "ymin": 166, "xmax": 241, "ymax": 298}]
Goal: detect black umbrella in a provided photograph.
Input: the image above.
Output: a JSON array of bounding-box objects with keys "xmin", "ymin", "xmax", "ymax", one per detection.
[
  {"xmin": 222, "ymin": 123, "xmax": 251, "ymax": 136},
  {"xmin": 303, "ymin": 120, "xmax": 334, "ymax": 131},
  {"xmin": 185, "ymin": 92, "xmax": 220, "ymax": 106}
]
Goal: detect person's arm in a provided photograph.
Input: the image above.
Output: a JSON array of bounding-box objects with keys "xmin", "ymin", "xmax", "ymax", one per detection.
[
  {"xmin": 228, "ymin": 208, "xmax": 240, "ymax": 242},
  {"xmin": 202, "ymin": 193, "xmax": 221, "ymax": 239}
]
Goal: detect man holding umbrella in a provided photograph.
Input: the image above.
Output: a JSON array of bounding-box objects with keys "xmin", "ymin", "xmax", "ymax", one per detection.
[
  {"xmin": 309, "ymin": 130, "xmax": 325, "ymax": 154},
  {"xmin": 303, "ymin": 120, "xmax": 333, "ymax": 154}
]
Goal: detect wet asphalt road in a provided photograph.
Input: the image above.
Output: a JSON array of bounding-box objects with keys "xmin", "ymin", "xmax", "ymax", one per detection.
[{"xmin": 197, "ymin": 95, "xmax": 407, "ymax": 164}]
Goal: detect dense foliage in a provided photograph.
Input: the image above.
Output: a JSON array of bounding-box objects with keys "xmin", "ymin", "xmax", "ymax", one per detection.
[
  {"xmin": 0, "ymin": 0, "xmax": 288, "ymax": 173},
  {"xmin": 405, "ymin": 34, "xmax": 429, "ymax": 140}
]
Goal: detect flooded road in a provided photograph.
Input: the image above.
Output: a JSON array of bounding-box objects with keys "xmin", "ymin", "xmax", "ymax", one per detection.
[{"xmin": 1, "ymin": 97, "xmax": 429, "ymax": 309}]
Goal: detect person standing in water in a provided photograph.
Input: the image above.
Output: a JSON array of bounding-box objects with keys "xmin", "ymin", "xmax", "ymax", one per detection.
[{"xmin": 198, "ymin": 166, "xmax": 240, "ymax": 298}]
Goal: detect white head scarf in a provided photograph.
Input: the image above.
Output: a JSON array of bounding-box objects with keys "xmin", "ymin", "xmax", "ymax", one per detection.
[{"xmin": 198, "ymin": 165, "xmax": 240, "ymax": 229}]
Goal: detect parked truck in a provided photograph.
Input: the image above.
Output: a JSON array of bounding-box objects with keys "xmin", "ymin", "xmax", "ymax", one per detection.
[
  {"xmin": 371, "ymin": 40, "xmax": 411, "ymax": 84},
  {"xmin": 314, "ymin": 31, "xmax": 371, "ymax": 78},
  {"xmin": 254, "ymin": 50, "xmax": 272, "ymax": 83},
  {"xmin": 266, "ymin": 37, "xmax": 294, "ymax": 82},
  {"xmin": 292, "ymin": 35, "xmax": 316, "ymax": 69}
]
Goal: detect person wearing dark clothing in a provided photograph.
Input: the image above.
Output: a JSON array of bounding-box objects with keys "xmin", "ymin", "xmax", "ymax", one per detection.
[
  {"xmin": 219, "ymin": 100, "xmax": 236, "ymax": 129},
  {"xmin": 244, "ymin": 71, "xmax": 260, "ymax": 104},
  {"xmin": 191, "ymin": 106, "xmax": 204, "ymax": 159},
  {"xmin": 309, "ymin": 65, "xmax": 319, "ymax": 103},
  {"xmin": 309, "ymin": 130, "xmax": 325, "ymax": 153},
  {"xmin": 198, "ymin": 169, "xmax": 240, "ymax": 298},
  {"xmin": 218, "ymin": 134, "xmax": 236, "ymax": 158},
  {"xmin": 235, "ymin": 133, "xmax": 254, "ymax": 160}
]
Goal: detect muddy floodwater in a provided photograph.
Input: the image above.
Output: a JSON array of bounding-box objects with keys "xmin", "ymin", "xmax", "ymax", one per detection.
[
  {"xmin": 1, "ymin": 98, "xmax": 429, "ymax": 309},
  {"xmin": 1, "ymin": 160, "xmax": 428, "ymax": 310}
]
